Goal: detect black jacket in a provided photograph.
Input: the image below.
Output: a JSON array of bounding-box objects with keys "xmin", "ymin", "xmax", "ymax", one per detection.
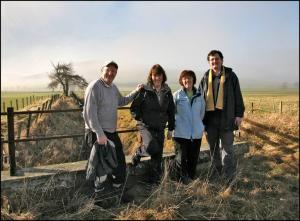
[
  {"xmin": 130, "ymin": 83, "xmax": 175, "ymax": 131},
  {"xmin": 198, "ymin": 66, "xmax": 245, "ymax": 131},
  {"xmin": 86, "ymin": 139, "xmax": 118, "ymax": 181}
]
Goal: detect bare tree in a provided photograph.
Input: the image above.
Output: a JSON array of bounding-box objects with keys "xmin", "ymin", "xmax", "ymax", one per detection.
[{"xmin": 48, "ymin": 62, "xmax": 88, "ymax": 96}]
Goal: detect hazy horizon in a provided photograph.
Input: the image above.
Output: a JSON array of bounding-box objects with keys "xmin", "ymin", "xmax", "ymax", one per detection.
[{"xmin": 1, "ymin": 2, "xmax": 299, "ymax": 91}]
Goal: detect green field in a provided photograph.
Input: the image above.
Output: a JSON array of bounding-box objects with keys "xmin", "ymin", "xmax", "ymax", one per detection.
[
  {"xmin": 242, "ymin": 89, "xmax": 299, "ymax": 96},
  {"xmin": 1, "ymin": 91, "xmax": 60, "ymax": 112},
  {"xmin": 1, "ymin": 89, "xmax": 298, "ymax": 113},
  {"xmin": 242, "ymin": 90, "xmax": 299, "ymax": 114}
]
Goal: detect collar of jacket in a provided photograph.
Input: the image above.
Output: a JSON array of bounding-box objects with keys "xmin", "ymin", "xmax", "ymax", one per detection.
[
  {"xmin": 182, "ymin": 86, "xmax": 201, "ymax": 97},
  {"xmin": 205, "ymin": 66, "xmax": 232, "ymax": 80},
  {"xmin": 180, "ymin": 87, "xmax": 201, "ymax": 105},
  {"xmin": 99, "ymin": 77, "xmax": 114, "ymax": 88},
  {"xmin": 144, "ymin": 83, "xmax": 171, "ymax": 93}
]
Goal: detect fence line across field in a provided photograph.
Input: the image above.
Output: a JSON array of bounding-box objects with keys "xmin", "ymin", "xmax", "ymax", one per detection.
[
  {"xmin": 1, "ymin": 94, "xmax": 61, "ymax": 112},
  {"xmin": 0, "ymin": 96, "xmax": 296, "ymax": 176},
  {"xmin": 248, "ymin": 101, "xmax": 298, "ymax": 114}
]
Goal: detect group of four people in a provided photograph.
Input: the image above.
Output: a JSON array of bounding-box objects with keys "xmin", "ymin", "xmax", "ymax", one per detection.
[{"xmin": 83, "ymin": 50, "xmax": 245, "ymax": 198}]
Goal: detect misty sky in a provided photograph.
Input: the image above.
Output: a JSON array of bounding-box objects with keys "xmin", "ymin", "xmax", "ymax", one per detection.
[{"xmin": 1, "ymin": 1, "xmax": 299, "ymax": 91}]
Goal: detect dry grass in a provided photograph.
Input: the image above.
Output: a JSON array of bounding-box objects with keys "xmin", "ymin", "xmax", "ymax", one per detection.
[
  {"xmin": 2, "ymin": 96, "xmax": 85, "ymax": 169},
  {"xmin": 1, "ymin": 92, "xmax": 299, "ymax": 220}
]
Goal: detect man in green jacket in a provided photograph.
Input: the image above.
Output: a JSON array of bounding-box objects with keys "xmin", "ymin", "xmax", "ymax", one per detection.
[{"xmin": 199, "ymin": 50, "xmax": 245, "ymax": 184}]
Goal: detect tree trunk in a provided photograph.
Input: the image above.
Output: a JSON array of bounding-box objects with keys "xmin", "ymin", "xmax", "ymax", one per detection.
[{"xmin": 65, "ymin": 81, "xmax": 69, "ymax": 96}]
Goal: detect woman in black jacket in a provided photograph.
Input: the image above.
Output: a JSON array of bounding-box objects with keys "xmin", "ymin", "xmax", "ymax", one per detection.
[{"xmin": 130, "ymin": 64, "xmax": 175, "ymax": 184}]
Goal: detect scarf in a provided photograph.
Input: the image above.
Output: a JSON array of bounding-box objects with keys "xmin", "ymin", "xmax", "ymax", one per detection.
[{"xmin": 206, "ymin": 66, "xmax": 225, "ymax": 111}]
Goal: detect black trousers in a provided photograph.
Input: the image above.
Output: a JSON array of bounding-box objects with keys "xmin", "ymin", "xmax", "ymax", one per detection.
[
  {"xmin": 135, "ymin": 125, "xmax": 165, "ymax": 181},
  {"xmin": 204, "ymin": 110, "xmax": 236, "ymax": 180},
  {"xmin": 85, "ymin": 129, "xmax": 126, "ymax": 184},
  {"xmin": 173, "ymin": 138, "xmax": 202, "ymax": 179},
  {"xmin": 205, "ymin": 126, "xmax": 235, "ymax": 180}
]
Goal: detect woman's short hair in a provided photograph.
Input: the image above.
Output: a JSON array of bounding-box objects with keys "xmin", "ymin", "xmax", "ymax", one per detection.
[
  {"xmin": 147, "ymin": 64, "xmax": 167, "ymax": 85},
  {"xmin": 179, "ymin": 70, "xmax": 196, "ymax": 86}
]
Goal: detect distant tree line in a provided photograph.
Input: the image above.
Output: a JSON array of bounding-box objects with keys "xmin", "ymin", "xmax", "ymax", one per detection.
[{"xmin": 281, "ymin": 82, "xmax": 299, "ymax": 89}]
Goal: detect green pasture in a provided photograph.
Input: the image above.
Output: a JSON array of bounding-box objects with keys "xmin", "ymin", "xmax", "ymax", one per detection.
[
  {"xmin": 242, "ymin": 89, "xmax": 299, "ymax": 97},
  {"xmin": 1, "ymin": 89, "xmax": 298, "ymax": 114},
  {"xmin": 242, "ymin": 90, "xmax": 299, "ymax": 114},
  {"xmin": 1, "ymin": 91, "xmax": 60, "ymax": 112}
]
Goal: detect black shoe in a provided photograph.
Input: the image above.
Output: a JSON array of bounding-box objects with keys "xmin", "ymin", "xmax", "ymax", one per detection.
[
  {"xmin": 223, "ymin": 175, "xmax": 235, "ymax": 187},
  {"xmin": 207, "ymin": 168, "xmax": 222, "ymax": 183},
  {"xmin": 147, "ymin": 175, "xmax": 161, "ymax": 185},
  {"xmin": 180, "ymin": 176, "xmax": 193, "ymax": 185},
  {"xmin": 111, "ymin": 183, "xmax": 135, "ymax": 203},
  {"xmin": 93, "ymin": 184, "xmax": 119, "ymax": 208},
  {"xmin": 120, "ymin": 191, "xmax": 134, "ymax": 203},
  {"xmin": 94, "ymin": 193, "xmax": 118, "ymax": 208},
  {"xmin": 94, "ymin": 178, "xmax": 113, "ymax": 193}
]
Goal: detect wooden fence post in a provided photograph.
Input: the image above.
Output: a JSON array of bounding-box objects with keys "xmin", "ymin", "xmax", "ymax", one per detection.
[
  {"xmin": 33, "ymin": 95, "xmax": 35, "ymax": 103},
  {"xmin": 48, "ymin": 97, "xmax": 53, "ymax": 110},
  {"xmin": 7, "ymin": 107, "xmax": 16, "ymax": 176},
  {"xmin": 40, "ymin": 103, "xmax": 45, "ymax": 117},
  {"xmin": 1, "ymin": 137, "xmax": 3, "ymax": 171},
  {"xmin": 280, "ymin": 101, "xmax": 283, "ymax": 114},
  {"xmin": 251, "ymin": 102, "xmax": 254, "ymax": 114},
  {"xmin": 45, "ymin": 101, "xmax": 49, "ymax": 110},
  {"xmin": 35, "ymin": 107, "xmax": 41, "ymax": 123},
  {"xmin": 26, "ymin": 113, "xmax": 32, "ymax": 137},
  {"xmin": 10, "ymin": 100, "xmax": 13, "ymax": 107},
  {"xmin": 16, "ymin": 99, "xmax": 19, "ymax": 110},
  {"xmin": 26, "ymin": 97, "xmax": 29, "ymax": 106},
  {"xmin": 2, "ymin": 102, "xmax": 5, "ymax": 112},
  {"xmin": 22, "ymin": 98, "xmax": 25, "ymax": 108}
]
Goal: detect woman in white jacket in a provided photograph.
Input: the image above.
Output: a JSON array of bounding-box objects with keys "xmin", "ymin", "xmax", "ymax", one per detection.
[{"xmin": 173, "ymin": 70, "xmax": 206, "ymax": 184}]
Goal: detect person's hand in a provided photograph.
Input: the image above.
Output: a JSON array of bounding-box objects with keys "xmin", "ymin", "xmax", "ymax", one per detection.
[
  {"xmin": 235, "ymin": 117, "xmax": 243, "ymax": 127},
  {"xmin": 167, "ymin": 130, "xmax": 173, "ymax": 140},
  {"xmin": 97, "ymin": 135, "xmax": 108, "ymax": 146},
  {"xmin": 136, "ymin": 84, "xmax": 144, "ymax": 91}
]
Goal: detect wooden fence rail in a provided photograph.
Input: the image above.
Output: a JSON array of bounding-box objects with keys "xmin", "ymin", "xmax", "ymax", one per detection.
[
  {"xmin": 248, "ymin": 101, "xmax": 293, "ymax": 114},
  {"xmin": 0, "ymin": 105, "xmax": 136, "ymax": 176}
]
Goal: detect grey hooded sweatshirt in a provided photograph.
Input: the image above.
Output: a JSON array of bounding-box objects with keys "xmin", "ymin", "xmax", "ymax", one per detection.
[{"xmin": 83, "ymin": 78, "xmax": 138, "ymax": 138}]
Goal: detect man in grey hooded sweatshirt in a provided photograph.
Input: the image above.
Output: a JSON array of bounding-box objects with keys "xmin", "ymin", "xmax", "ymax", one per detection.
[{"xmin": 83, "ymin": 60, "xmax": 143, "ymax": 193}]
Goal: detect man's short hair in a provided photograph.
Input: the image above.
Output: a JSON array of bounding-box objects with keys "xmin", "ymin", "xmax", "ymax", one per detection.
[{"xmin": 207, "ymin": 50, "xmax": 223, "ymax": 61}]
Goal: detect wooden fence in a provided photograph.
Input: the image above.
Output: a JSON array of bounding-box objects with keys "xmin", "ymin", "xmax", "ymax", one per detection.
[
  {"xmin": 0, "ymin": 106, "xmax": 138, "ymax": 176},
  {"xmin": 248, "ymin": 101, "xmax": 297, "ymax": 114},
  {"xmin": 1, "ymin": 94, "xmax": 60, "ymax": 112}
]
